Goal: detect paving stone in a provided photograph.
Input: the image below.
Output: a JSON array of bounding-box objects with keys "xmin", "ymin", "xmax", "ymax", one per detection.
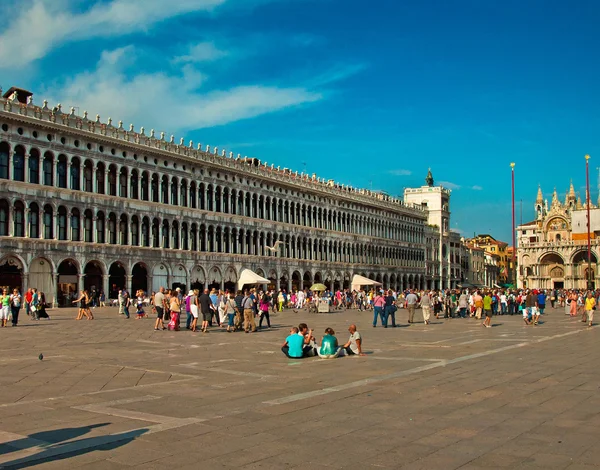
[{"xmin": 0, "ymin": 305, "xmax": 598, "ymax": 469}]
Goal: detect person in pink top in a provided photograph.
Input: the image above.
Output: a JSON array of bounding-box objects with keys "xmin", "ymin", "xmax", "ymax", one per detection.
[{"xmin": 372, "ymin": 290, "xmax": 386, "ymax": 327}]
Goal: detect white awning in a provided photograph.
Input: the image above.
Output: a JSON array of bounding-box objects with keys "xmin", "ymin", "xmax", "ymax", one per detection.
[
  {"xmin": 351, "ymin": 274, "xmax": 382, "ymax": 291},
  {"xmin": 237, "ymin": 269, "xmax": 270, "ymax": 290}
]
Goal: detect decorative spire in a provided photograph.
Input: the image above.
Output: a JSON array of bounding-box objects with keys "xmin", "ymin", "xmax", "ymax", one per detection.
[
  {"xmin": 569, "ymin": 180, "xmax": 576, "ymax": 200},
  {"xmin": 536, "ymin": 185, "xmax": 543, "ymax": 204},
  {"xmin": 552, "ymin": 188, "xmax": 560, "ymax": 207},
  {"xmin": 425, "ymin": 168, "xmax": 434, "ymax": 187},
  {"xmin": 576, "ymin": 194, "xmax": 583, "ymax": 210}
]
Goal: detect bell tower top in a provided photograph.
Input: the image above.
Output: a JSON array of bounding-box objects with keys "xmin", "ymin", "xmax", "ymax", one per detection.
[{"xmin": 425, "ymin": 168, "xmax": 434, "ymax": 187}]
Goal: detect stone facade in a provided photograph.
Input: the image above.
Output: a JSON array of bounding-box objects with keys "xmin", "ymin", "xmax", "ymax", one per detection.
[
  {"xmin": 0, "ymin": 87, "xmax": 432, "ymax": 306},
  {"xmin": 517, "ymin": 184, "xmax": 600, "ymax": 289}
]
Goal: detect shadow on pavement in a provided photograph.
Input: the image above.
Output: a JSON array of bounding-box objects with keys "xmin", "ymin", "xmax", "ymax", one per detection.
[{"xmin": 0, "ymin": 425, "xmax": 148, "ymax": 469}]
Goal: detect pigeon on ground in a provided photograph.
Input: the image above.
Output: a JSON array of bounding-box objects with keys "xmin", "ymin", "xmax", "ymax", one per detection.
[{"xmin": 38, "ymin": 353, "xmax": 43, "ymax": 361}]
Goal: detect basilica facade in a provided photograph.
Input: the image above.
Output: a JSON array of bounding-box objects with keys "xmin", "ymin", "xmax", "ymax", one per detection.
[
  {"xmin": 516, "ymin": 184, "xmax": 600, "ymax": 289},
  {"xmin": 0, "ymin": 86, "xmax": 440, "ymax": 306}
]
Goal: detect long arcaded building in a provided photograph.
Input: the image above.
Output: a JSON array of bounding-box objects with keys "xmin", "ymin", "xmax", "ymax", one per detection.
[{"xmin": 0, "ymin": 87, "xmax": 434, "ymax": 306}]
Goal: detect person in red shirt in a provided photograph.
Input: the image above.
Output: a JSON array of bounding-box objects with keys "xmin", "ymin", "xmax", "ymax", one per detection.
[{"xmin": 24, "ymin": 289, "xmax": 33, "ymax": 318}]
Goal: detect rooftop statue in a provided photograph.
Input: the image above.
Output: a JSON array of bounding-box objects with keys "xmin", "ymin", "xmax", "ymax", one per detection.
[{"xmin": 425, "ymin": 168, "xmax": 434, "ymax": 187}]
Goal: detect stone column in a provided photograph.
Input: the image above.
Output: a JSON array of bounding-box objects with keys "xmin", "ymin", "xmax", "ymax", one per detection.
[
  {"xmin": 21, "ymin": 273, "xmax": 29, "ymax": 299},
  {"xmin": 78, "ymin": 274, "xmax": 85, "ymax": 295},
  {"xmin": 53, "ymin": 273, "xmax": 59, "ymax": 308},
  {"xmin": 126, "ymin": 275, "xmax": 133, "ymax": 294},
  {"xmin": 24, "ymin": 151, "xmax": 30, "ymax": 183},
  {"xmin": 92, "ymin": 217, "xmax": 97, "ymax": 243},
  {"xmin": 92, "ymin": 167, "xmax": 97, "ymax": 193},
  {"xmin": 104, "ymin": 168, "xmax": 109, "ymax": 196},
  {"xmin": 25, "ymin": 208, "xmax": 30, "ymax": 238},
  {"xmin": 7, "ymin": 150, "xmax": 13, "ymax": 180},
  {"xmin": 52, "ymin": 158, "xmax": 57, "ymax": 187},
  {"xmin": 102, "ymin": 274, "xmax": 109, "ymax": 300}
]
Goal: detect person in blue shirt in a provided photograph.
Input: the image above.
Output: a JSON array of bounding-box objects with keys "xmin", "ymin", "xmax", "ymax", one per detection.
[
  {"xmin": 282, "ymin": 327, "xmax": 304, "ymax": 358},
  {"xmin": 537, "ymin": 290, "xmax": 547, "ymax": 315}
]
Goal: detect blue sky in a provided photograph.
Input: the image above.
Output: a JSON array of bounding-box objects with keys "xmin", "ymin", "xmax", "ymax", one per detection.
[{"xmin": 1, "ymin": 0, "xmax": 599, "ymax": 243}]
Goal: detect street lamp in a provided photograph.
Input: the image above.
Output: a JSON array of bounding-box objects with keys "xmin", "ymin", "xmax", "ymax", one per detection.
[
  {"xmin": 510, "ymin": 162, "xmax": 516, "ymax": 287},
  {"xmin": 585, "ymin": 155, "xmax": 593, "ymax": 290}
]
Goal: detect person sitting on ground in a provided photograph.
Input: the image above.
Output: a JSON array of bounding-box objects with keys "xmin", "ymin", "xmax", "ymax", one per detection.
[
  {"xmin": 282, "ymin": 326, "xmax": 304, "ymax": 358},
  {"xmin": 298, "ymin": 322, "xmax": 317, "ymax": 357},
  {"xmin": 317, "ymin": 328, "xmax": 341, "ymax": 359},
  {"xmin": 340, "ymin": 324, "xmax": 366, "ymax": 356}
]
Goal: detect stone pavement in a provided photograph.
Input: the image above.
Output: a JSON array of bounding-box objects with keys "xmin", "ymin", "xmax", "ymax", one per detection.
[{"xmin": 0, "ymin": 305, "xmax": 598, "ymax": 469}]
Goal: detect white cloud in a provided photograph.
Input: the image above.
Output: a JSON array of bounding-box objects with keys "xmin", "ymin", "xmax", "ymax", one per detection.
[
  {"xmin": 388, "ymin": 169, "xmax": 412, "ymax": 176},
  {"xmin": 439, "ymin": 181, "xmax": 461, "ymax": 190},
  {"xmin": 0, "ymin": 0, "xmax": 228, "ymax": 67},
  {"xmin": 471, "ymin": 185, "xmax": 483, "ymax": 191},
  {"xmin": 173, "ymin": 42, "xmax": 229, "ymax": 63},
  {"xmin": 42, "ymin": 46, "xmax": 322, "ymax": 134}
]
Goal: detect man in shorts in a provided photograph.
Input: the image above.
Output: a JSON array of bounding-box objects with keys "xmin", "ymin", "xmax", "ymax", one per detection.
[
  {"xmin": 199, "ymin": 288, "xmax": 213, "ymax": 333},
  {"xmin": 153, "ymin": 287, "xmax": 166, "ymax": 331},
  {"xmin": 482, "ymin": 291, "xmax": 493, "ymax": 328}
]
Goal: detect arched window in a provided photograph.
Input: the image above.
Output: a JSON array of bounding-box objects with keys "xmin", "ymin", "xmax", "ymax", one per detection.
[
  {"xmin": 57, "ymin": 155, "xmax": 67, "ymax": 188},
  {"xmin": 108, "ymin": 213, "xmax": 117, "ymax": 244},
  {"xmin": 29, "ymin": 202, "xmax": 39, "ymax": 238},
  {"xmin": 96, "ymin": 163, "xmax": 105, "ymax": 194},
  {"xmin": 43, "ymin": 152, "xmax": 53, "ymax": 186},
  {"xmin": 190, "ymin": 182, "xmax": 196, "ymax": 209},
  {"xmin": 29, "ymin": 149, "xmax": 40, "ymax": 184},
  {"xmin": 141, "ymin": 217, "xmax": 150, "ymax": 247},
  {"xmin": 119, "ymin": 214, "xmax": 128, "ymax": 245},
  {"xmin": 172, "ymin": 221, "xmax": 179, "ymax": 249},
  {"xmin": 0, "ymin": 143, "xmax": 9, "ymax": 179},
  {"xmin": 131, "ymin": 216, "xmax": 139, "ymax": 245},
  {"xmin": 83, "ymin": 161, "xmax": 93, "ymax": 192},
  {"xmin": 70, "ymin": 158, "xmax": 80, "ymax": 190},
  {"xmin": 171, "ymin": 177, "xmax": 178, "ymax": 206},
  {"xmin": 84, "ymin": 210, "xmax": 93, "ymax": 242},
  {"xmin": 96, "ymin": 211, "xmax": 105, "ymax": 243},
  {"xmin": 71, "ymin": 208, "xmax": 80, "ymax": 241},
  {"xmin": 43, "ymin": 205, "xmax": 53, "ymax": 239},
  {"xmin": 0, "ymin": 199, "xmax": 8, "ymax": 235},
  {"xmin": 13, "ymin": 146, "xmax": 25, "ymax": 182},
  {"xmin": 141, "ymin": 172, "xmax": 149, "ymax": 201},
  {"xmin": 162, "ymin": 220, "xmax": 170, "ymax": 248},
  {"xmin": 108, "ymin": 165, "xmax": 117, "ymax": 196},
  {"xmin": 152, "ymin": 219, "xmax": 160, "ymax": 248},
  {"xmin": 151, "ymin": 174, "xmax": 159, "ymax": 203},
  {"xmin": 130, "ymin": 171, "xmax": 139, "ymax": 199},
  {"xmin": 13, "ymin": 201, "xmax": 24, "ymax": 237},
  {"xmin": 58, "ymin": 206, "xmax": 67, "ymax": 240},
  {"xmin": 180, "ymin": 181, "xmax": 187, "ymax": 207},
  {"xmin": 119, "ymin": 168, "xmax": 128, "ymax": 198},
  {"xmin": 161, "ymin": 176, "xmax": 169, "ymax": 204}
]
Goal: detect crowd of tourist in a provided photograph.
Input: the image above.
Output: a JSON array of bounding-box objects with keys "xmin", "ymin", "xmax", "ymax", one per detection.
[{"xmin": 0, "ymin": 286, "xmax": 597, "ymax": 334}]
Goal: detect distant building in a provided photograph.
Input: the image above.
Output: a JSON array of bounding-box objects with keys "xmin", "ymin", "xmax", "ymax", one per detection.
[
  {"xmin": 404, "ymin": 169, "xmax": 464, "ymax": 289},
  {"xmin": 516, "ymin": 183, "xmax": 599, "ymax": 289},
  {"xmin": 465, "ymin": 234, "xmax": 511, "ymax": 285}
]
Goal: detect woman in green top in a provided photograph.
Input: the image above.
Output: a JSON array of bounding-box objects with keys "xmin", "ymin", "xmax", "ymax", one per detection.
[{"xmin": 318, "ymin": 328, "xmax": 341, "ymax": 359}]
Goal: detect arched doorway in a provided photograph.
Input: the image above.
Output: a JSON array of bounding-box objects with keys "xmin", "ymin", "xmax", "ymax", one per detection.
[
  {"xmin": 190, "ymin": 266, "xmax": 205, "ymax": 292},
  {"xmin": 223, "ymin": 266, "xmax": 237, "ymax": 293},
  {"xmin": 30, "ymin": 257, "xmax": 54, "ymax": 306},
  {"xmin": 303, "ymin": 271, "xmax": 312, "ymax": 290},
  {"xmin": 572, "ymin": 250, "xmax": 597, "ymax": 289},
  {"xmin": 279, "ymin": 272, "xmax": 289, "ymax": 293},
  {"xmin": 84, "ymin": 261, "xmax": 103, "ymax": 294},
  {"xmin": 0, "ymin": 256, "xmax": 23, "ymax": 293},
  {"xmin": 108, "ymin": 262, "xmax": 126, "ymax": 298},
  {"xmin": 172, "ymin": 264, "xmax": 187, "ymax": 292},
  {"xmin": 132, "ymin": 262, "xmax": 148, "ymax": 294},
  {"xmin": 292, "ymin": 271, "xmax": 301, "ymax": 292},
  {"xmin": 152, "ymin": 263, "xmax": 168, "ymax": 293},
  {"xmin": 207, "ymin": 266, "xmax": 222, "ymax": 291},
  {"xmin": 57, "ymin": 259, "xmax": 78, "ymax": 307}
]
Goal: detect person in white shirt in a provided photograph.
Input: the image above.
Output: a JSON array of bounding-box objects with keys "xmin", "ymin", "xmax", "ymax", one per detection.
[{"xmin": 340, "ymin": 324, "xmax": 365, "ymax": 356}]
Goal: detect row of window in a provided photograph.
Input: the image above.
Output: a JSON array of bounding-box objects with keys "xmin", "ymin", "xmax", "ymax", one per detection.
[
  {"xmin": 0, "ymin": 200, "xmax": 426, "ymax": 267},
  {"xmin": 0, "ymin": 142, "xmax": 425, "ymax": 243}
]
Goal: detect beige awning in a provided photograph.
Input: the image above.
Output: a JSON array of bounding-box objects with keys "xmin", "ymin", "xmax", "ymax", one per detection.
[
  {"xmin": 351, "ymin": 274, "xmax": 382, "ymax": 291},
  {"xmin": 237, "ymin": 269, "xmax": 270, "ymax": 290}
]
